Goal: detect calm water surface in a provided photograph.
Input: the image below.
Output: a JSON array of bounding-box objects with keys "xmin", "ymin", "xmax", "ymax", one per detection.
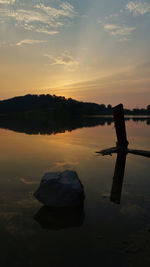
[{"xmin": 0, "ymin": 118, "xmax": 150, "ymax": 267}]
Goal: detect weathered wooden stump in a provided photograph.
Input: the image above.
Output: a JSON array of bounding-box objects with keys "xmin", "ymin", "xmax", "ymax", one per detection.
[
  {"xmin": 96, "ymin": 103, "xmax": 150, "ymax": 157},
  {"xmin": 112, "ymin": 104, "xmax": 128, "ymax": 149}
]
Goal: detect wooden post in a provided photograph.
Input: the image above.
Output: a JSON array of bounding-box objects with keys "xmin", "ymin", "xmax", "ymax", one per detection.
[
  {"xmin": 96, "ymin": 103, "xmax": 150, "ymax": 158},
  {"xmin": 112, "ymin": 104, "xmax": 128, "ymax": 148}
]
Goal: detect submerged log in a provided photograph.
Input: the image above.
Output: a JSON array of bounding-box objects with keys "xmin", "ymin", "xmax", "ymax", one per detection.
[
  {"xmin": 128, "ymin": 149, "xmax": 150, "ymax": 158},
  {"xmin": 96, "ymin": 147, "xmax": 119, "ymax": 156},
  {"xmin": 96, "ymin": 147, "xmax": 150, "ymax": 158}
]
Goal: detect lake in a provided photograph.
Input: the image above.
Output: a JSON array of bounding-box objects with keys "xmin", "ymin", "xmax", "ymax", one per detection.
[{"xmin": 0, "ymin": 117, "xmax": 150, "ymax": 267}]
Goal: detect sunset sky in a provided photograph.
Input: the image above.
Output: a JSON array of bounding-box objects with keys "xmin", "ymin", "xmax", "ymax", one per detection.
[{"xmin": 0, "ymin": 0, "xmax": 150, "ymax": 107}]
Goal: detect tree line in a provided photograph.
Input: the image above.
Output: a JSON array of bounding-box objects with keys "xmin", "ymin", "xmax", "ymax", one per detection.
[{"xmin": 0, "ymin": 94, "xmax": 149, "ymax": 117}]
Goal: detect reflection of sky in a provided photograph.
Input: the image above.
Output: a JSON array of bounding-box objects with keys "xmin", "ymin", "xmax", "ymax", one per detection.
[
  {"xmin": 0, "ymin": 120, "xmax": 150, "ymax": 265},
  {"xmin": 0, "ymin": 0, "xmax": 150, "ymax": 107}
]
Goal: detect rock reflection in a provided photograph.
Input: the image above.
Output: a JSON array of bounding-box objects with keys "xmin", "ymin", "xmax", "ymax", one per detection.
[{"xmin": 34, "ymin": 204, "xmax": 85, "ymax": 230}]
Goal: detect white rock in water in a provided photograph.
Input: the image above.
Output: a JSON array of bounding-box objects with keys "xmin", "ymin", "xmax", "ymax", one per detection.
[{"xmin": 34, "ymin": 170, "xmax": 84, "ymax": 208}]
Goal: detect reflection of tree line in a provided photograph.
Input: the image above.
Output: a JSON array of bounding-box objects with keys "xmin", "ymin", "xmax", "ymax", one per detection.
[
  {"xmin": 0, "ymin": 116, "xmax": 149, "ymax": 135},
  {"xmin": 0, "ymin": 117, "xmax": 112, "ymax": 135},
  {"xmin": 131, "ymin": 117, "xmax": 150, "ymax": 124}
]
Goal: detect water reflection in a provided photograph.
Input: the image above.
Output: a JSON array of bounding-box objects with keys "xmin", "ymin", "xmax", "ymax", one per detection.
[
  {"xmin": 109, "ymin": 149, "xmax": 149, "ymax": 204},
  {"xmin": 0, "ymin": 117, "xmax": 113, "ymax": 135},
  {"xmin": 110, "ymin": 152, "xmax": 127, "ymax": 204},
  {"xmin": 0, "ymin": 119, "xmax": 149, "ymax": 267},
  {"xmin": 34, "ymin": 205, "xmax": 84, "ymax": 230},
  {"xmin": 0, "ymin": 117, "xmax": 149, "ymax": 135}
]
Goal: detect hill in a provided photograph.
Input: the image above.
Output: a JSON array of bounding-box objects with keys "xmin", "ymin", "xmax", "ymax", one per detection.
[{"xmin": 0, "ymin": 94, "xmax": 112, "ymax": 117}]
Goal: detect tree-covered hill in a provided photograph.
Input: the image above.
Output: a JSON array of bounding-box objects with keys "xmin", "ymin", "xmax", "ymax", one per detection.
[{"xmin": 0, "ymin": 94, "xmax": 112, "ymax": 117}]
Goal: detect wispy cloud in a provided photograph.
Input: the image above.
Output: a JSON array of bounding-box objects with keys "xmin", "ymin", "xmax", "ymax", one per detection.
[
  {"xmin": 104, "ymin": 24, "xmax": 136, "ymax": 40},
  {"xmin": 60, "ymin": 2, "xmax": 75, "ymax": 12},
  {"xmin": 98, "ymin": 10, "xmax": 136, "ymax": 42},
  {"xmin": 36, "ymin": 2, "xmax": 76, "ymax": 19},
  {"xmin": 35, "ymin": 28, "xmax": 59, "ymax": 35},
  {"xmin": 0, "ymin": 1, "xmax": 77, "ymax": 35},
  {"xmin": 119, "ymin": 37, "xmax": 131, "ymax": 42},
  {"xmin": 126, "ymin": 1, "xmax": 150, "ymax": 15},
  {"xmin": 104, "ymin": 24, "xmax": 120, "ymax": 30},
  {"xmin": 97, "ymin": 13, "xmax": 119, "ymax": 25},
  {"xmin": 44, "ymin": 51, "xmax": 79, "ymax": 71},
  {"xmin": 16, "ymin": 39, "xmax": 47, "ymax": 46},
  {"xmin": 0, "ymin": 0, "xmax": 16, "ymax": 4}
]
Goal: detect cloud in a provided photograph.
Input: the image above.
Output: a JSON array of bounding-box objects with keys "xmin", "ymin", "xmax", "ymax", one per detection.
[
  {"xmin": 104, "ymin": 24, "xmax": 136, "ymax": 39},
  {"xmin": 0, "ymin": 0, "xmax": 16, "ymax": 4},
  {"xmin": 16, "ymin": 39, "xmax": 47, "ymax": 46},
  {"xmin": 98, "ymin": 12, "xmax": 120, "ymax": 26},
  {"xmin": 36, "ymin": 2, "xmax": 76, "ymax": 19},
  {"xmin": 44, "ymin": 51, "xmax": 79, "ymax": 71},
  {"xmin": 0, "ymin": 1, "xmax": 76, "ymax": 34},
  {"xmin": 126, "ymin": 1, "xmax": 150, "ymax": 15},
  {"xmin": 119, "ymin": 37, "xmax": 131, "ymax": 42},
  {"xmin": 104, "ymin": 24, "xmax": 120, "ymax": 30},
  {"xmin": 9, "ymin": 9, "xmax": 49, "ymax": 24},
  {"xmin": 98, "ymin": 13, "xmax": 136, "ymax": 42},
  {"xmin": 35, "ymin": 28, "xmax": 59, "ymax": 35},
  {"xmin": 60, "ymin": 2, "xmax": 75, "ymax": 12}
]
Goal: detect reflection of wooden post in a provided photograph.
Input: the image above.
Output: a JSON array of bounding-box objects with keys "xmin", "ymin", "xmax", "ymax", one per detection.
[
  {"xmin": 110, "ymin": 152, "xmax": 127, "ymax": 204},
  {"xmin": 112, "ymin": 104, "xmax": 128, "ymax": 148}
]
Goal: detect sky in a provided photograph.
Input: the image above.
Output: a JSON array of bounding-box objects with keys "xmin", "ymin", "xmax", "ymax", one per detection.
[{"xmin": 0, "ymin": 0, "xmax": 150, "ymax": 108}]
